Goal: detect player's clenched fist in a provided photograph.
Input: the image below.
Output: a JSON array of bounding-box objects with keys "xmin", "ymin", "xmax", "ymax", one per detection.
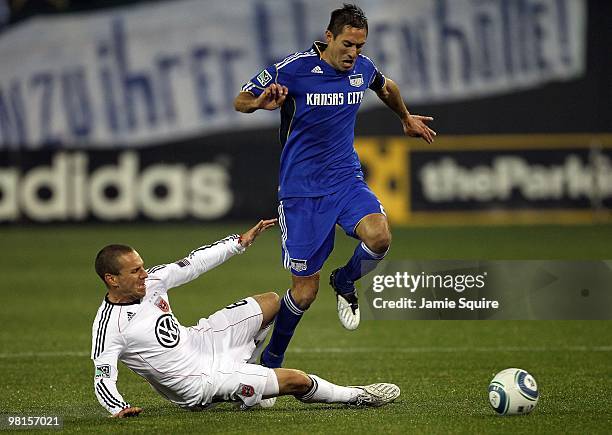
[{"xmin": 256, "ymin": 84, "xmax": 288, "ymax": 110}]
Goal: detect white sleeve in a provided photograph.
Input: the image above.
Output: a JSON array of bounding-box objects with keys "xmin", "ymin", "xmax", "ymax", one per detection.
[
  {"xmin": 145, "ymin": 234, "xmax": 245, "ymax": 291},
  {"xmin": 91, "ymin": 307, "xmax": 130, "ymax": 415}
]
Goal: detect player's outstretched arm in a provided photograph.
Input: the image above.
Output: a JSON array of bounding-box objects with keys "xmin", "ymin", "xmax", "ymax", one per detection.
[
  {"xmin": 149, "ymin": 218, "xmax": 278, "ymax": 291},
  {"xmin": 375, "ymin": 78, "xmax": 436, "ymax": 144},
  {"xmin": 112, "ymin": 407, "xmax": 143, "ymax": 418},
  {"xmin": 234, "ymin": 84, "xmax": 289, "ymax": 113},
  {"xmin": 239, "ymin": 218, "xmax": 277, "ymax": 248}
]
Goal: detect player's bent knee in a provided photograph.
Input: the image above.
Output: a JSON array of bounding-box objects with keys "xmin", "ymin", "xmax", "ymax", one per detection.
[
  {"xmin": 363, "ymin": 230, "xmax": 391, "ymax": 254},
  {"xmin": 265, "ymin": 291, "xmax": 281, "ymax": 306},
  {"xmin": 253, "ymin": 292, "xmax": 281, "ymax": 326},
  {"xmin": 374, "ymin": 230, "xmax": 392, "ymax": 253}
]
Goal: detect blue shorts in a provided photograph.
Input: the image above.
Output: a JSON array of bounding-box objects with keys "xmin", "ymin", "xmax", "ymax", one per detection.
[{"xmin": 278, "ymin": 178, "xmax": 385, "ymax": 276}]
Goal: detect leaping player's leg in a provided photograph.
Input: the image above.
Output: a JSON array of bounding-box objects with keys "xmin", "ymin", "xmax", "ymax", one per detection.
[
  {"xmin": 340, "ymin": 213, "xmax": 391, "ymax": 286},
  {"xmin": 332, "ymin": 180, "xmax": 391, "ymax": 330},
  {"xmin": 260, "ymin": 274, "xmax": 319, "ymax": 369},
  {"xmin": 261, "ymin": 197, "xmax": 336, "ymax": 369}
]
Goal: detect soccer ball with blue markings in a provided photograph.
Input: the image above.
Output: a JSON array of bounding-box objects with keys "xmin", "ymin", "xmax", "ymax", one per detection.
[{"xmin": 488, "ymin": 368, "xmax": 539, "ymax": 415}]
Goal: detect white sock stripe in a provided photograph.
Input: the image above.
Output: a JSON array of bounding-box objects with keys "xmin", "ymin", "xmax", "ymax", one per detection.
[
  {"xmin": 300, "ymin": 375, "xmax": 318, "ymax": 400},
  {"xmin": 283, "ymin": 291, "xmax": 304, "ymax": 316},
  {"xmin": 360, "ymin": 242, "xmax": 387, "ymax": 259}
]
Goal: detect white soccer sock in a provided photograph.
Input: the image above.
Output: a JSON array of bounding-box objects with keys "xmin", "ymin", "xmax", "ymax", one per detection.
[
  {"xmin": 298, "ymin": 374, "xmax": 361, "ymax": 404},
  {"xmin": 247, "ymin": 324, "xmax": 272, "ymax": 364}
]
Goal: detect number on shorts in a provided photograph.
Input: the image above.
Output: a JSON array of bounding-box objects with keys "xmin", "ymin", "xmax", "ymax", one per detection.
[{"xmin": 225, "ymin": 299, "xmax": 248, "ymax": 309}]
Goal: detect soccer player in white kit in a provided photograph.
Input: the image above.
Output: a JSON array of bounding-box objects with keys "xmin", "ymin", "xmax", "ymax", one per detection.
[{"xmin": 91, "ymin": 219, "xmax": 400, "ymax": 417}]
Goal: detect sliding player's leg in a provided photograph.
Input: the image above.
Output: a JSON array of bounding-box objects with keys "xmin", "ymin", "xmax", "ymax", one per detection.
[{"xmin": 270, "ymin": 368, "xmax": 400, "ymax": 407}]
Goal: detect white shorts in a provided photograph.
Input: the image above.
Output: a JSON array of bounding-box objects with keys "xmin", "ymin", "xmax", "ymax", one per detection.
[{"xmin": 197, "ymin": 297, "xmax": 273, "ymax": 408}]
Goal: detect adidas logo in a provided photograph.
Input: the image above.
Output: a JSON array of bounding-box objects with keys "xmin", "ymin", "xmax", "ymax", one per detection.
[{"xmin": 311, "ymin": 66, "xmax": 323, "ymax": 74}]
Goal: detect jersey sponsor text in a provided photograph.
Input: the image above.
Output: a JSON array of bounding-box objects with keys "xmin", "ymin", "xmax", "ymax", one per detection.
[{"xmin": 306, "ymin": 91, "xmax": 364, "ymax": 106}]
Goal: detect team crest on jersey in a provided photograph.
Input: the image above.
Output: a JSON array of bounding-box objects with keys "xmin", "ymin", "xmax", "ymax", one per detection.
[
  {"xmin": 239, "ymin": 383, "xmax": 255, "ymax": 398},
  {"xmin": 155, "ymin": 314, "xmax": 180, "ymax": 348},
  {"xmin": 127, "ymin": 311, "xmax": 135, "ymax": 321},
  {"xmin": 154, "ymin": 296, "xmax": 170, "ymax": 313},
  {"xmin": 349, "ymin": 74, "xmax": 364, "ymax": 87},
  {"xmin": 256, "ymin": 69, "xmax": 272, "ymax": 86},
  {"xmin": 289, "ymin": 258, "xmax": 307, "ymax": 272},
  {"xmin": 95, "ymin": 364, "xmax": 111, "ymax": 378}
]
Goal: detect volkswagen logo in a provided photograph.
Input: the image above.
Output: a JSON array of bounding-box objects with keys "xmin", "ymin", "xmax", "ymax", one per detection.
[{"xmin": 155, "ymin": 314, "xmax": 180, "ymax": 348}]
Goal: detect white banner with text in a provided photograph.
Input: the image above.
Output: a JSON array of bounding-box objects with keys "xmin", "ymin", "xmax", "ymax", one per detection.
[{"xmin": 0, "ymin": 0, "xmax": 586, "ymax": 149}]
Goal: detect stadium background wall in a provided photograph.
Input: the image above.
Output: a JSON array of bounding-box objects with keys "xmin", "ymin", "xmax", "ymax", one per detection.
[{"xmin": 0, "ymin": 0, "xmax": 610, "ymax": 225}]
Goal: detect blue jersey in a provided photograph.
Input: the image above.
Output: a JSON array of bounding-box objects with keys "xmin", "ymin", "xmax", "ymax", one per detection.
[{"xmin": 241, "ymin": 42, "xmax": 385, "ymax": 199}]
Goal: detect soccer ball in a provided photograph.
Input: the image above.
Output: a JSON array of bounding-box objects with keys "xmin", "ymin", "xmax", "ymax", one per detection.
[{"xmin": 488, "ymin": 368, "xmax": 539, "ymax": 415}]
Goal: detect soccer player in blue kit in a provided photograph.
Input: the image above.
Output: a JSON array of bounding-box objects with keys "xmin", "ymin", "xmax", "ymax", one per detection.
[{"xmin": 235, "ymin": 4, "xmax": 435, "ymax": 370}]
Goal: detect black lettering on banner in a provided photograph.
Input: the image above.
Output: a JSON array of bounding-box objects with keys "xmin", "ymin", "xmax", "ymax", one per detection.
[{"xmin": 225, "ymin": 299, "xmax": 248, "ymax": 310}]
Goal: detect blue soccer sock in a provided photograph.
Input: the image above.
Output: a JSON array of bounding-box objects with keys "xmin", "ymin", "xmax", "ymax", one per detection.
[
  {"xmin": 333, "ymin": 242, "xmax": 387, "ymax": 294},
  {"xmin": 261, "ymin": 290, "xmax": 304, "ymax": 368}
]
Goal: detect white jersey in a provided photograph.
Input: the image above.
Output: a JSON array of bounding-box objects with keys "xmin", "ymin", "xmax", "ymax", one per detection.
[{"xmin": 91, "ymin": 234, "xmax": 245, "ymax": 415}]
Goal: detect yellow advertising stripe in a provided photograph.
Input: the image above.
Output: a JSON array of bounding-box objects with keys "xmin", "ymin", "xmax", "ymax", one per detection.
[
  {"xmin": 382, "ymin": 133, "xmax": 612, "ymax": 151},
  {"xmin": 404, "ymin": 210, "xmax": 612, "ymax": 226}
]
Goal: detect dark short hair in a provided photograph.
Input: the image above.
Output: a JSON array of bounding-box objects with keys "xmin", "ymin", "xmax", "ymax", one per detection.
[
  {"xmin": 327, "ymin": 3, "xmax": 368, "ymax": 37},
  {"xmin": 95, "ymin": 244, "xmax": 135, "ymax": 283}
]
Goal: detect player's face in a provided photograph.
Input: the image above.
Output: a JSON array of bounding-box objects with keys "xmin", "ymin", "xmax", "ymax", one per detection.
[
  {"xmin": 111, "ymin": 251, "xmax": 148, "ymax": 300},
  {"xmin": 324, "ymin": 26, "xmax": 367, "ymax": 71}
]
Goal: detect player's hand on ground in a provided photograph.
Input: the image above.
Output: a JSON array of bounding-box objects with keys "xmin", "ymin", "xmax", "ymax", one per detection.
[
  {"xmin": 240, "ymin": 219, "xmax": 277, "ymax": 248},
  {"xmin": 257, "ymin": 84, "xmax": 288, "ymax": 110},
  {"xmin": 402, "ymin": 114, "xmax": 436, "ymax": 144},
  {"xmin": 111, "ymin": 406, "xmax": 143, "ymax": 418}
]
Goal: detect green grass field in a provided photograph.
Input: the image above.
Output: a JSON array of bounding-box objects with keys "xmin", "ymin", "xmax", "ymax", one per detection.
[{"xmin": 1, "ymin": 223, "xmax": 611, "ymax": 434}]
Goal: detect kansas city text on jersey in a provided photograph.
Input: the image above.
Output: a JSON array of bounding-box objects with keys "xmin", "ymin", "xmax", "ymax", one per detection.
[{"xmin": 305, "ymin": 91, "xmax": 364, "ymax": 106}]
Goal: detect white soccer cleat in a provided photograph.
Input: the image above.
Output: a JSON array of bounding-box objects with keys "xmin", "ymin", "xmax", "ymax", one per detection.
[
  {"xmin": 350, "ymin": 383, "xmax": 400, "ymax": 407},
  {"xmin": 239, "ymin": 397, "xmax": 276, "ymax": 410},
  {"xmin": 336, "ymin": 294, "xmax": 360, "ymax": 330},
  {"xmin": 259, "ymin": 397, "xmax": 276, "ymax": 408},
  {"xmin": 330, "ymin": 268, "xmax": 360, "ymax": 330}
]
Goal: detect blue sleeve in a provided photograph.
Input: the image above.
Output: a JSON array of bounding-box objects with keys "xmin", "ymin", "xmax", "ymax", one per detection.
[{"xmin": 240, "ymin": 65, "xmax": 278, "ymax": 97}]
